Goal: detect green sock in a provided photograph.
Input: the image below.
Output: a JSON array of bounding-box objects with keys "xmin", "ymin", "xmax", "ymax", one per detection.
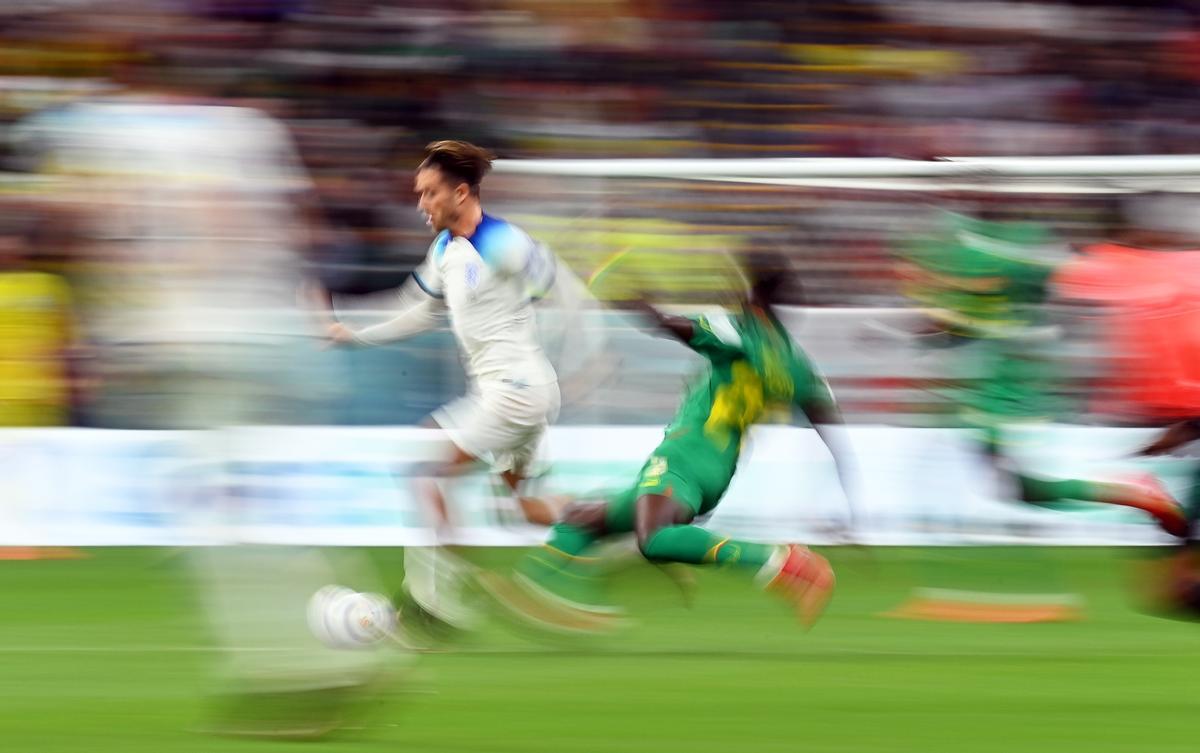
[
  {"xmin": 640, "ymin": 525, "xmax": 778, "ymax": 569},
  {"xmin": 520, "ymin": 523, "xmax": 595, "ymax": 576},
  {"xmin": 517, "ymin": 523, "xmax": 607, "ymax": 605},
  {"xmin": 544, "ymin": 522, "xmax": 596, "ymax": 558},
  {"xmin": 1016, "ymin": 474, "xmax": 1099, "ymax": 510}
]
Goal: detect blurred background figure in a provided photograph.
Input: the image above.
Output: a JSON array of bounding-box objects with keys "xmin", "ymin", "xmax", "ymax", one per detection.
[
  {"xmin": 11, "ymin": 100, "xmax": 329, "ymax": 429},
  {"xmin": 872, "ymin": 205, "xmax": 1186, "ymax": 622},
  {"xmin": 893, "ymin": 209, "xmax": 1183, "ymax": 536},
  {"xmin": 1056, "ymin": 193, "xmax": 1200, "ymax": 426},
  {"xmin": 1056, "ymin": 192, "xmax": 1200, "ymax": 623},
  {"xmin": 0, "ymin": 206, "xmax": 79, "ymax": 427},
  {"xmin": 7, "ymin": 94, "xmax": 389, "ymax": 736}
]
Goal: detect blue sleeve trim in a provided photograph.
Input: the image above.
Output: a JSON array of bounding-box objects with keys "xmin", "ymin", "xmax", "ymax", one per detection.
[
  {"xmin": 432, "ymin": 230, "xmax": 451, "ymax": 261},
  {"xmin": 412, "ymin": 271, "xmax": 443, "ymax": 299}
]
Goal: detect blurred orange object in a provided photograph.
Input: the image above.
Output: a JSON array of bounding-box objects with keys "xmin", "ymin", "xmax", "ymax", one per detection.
[
  {"xmin": 0, "ymin": 547, "xmax": 88, "ymax": 561},
  {"xmin": 884, "ymin": 598, "xmax": 1081, "ymax": 624},
  {"xmin": 1056, "ymin": 245, "xmax": 1200, "ymax": 419}
]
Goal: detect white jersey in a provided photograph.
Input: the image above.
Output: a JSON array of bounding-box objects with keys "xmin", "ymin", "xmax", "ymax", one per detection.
[{"xmin": 409, "ymin": 214, "xmax": 558, "ymax": 389}]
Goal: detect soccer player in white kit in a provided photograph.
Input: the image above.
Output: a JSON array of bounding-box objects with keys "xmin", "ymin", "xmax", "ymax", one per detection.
[{"xmin": 327, "ymin": 141, "xmax": 562, "ymax": 628}]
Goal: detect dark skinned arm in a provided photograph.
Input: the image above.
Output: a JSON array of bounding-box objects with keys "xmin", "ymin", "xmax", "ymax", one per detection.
[
  {"xmin": 803, "ymin": 396, "xmax": 861, "ymax": 538},
  {"xmin": 626, "ymin": 299, "xmax": 695, "ymax": 344},
  {"xmin": 1138, "ymin": 420, "xmax": 1200, "ymax": 456}
]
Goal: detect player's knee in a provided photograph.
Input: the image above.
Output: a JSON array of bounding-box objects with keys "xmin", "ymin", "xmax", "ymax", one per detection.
[
  {"xmin": 410, "ymin": 453, "xmax": 477, "ymax": 481},
  {"xmin": 635, "ymin": 525, "xmax": 665, "ymax": 560},
  {"xmin": 409, "ymin": 461, "xmax": 452, "ymax": 480},
  {"xmin": 499, "ymin": 469, "xmax": 521, "ymax": 493},
  {"xmin": 634, "ymin": 496, "xmax": 693, "ymax": 559}
]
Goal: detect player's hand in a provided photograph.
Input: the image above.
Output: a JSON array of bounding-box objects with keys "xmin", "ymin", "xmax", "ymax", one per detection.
[{"xmin": 325, "ymin": 322, "xmax": 357, "ymax": 347}]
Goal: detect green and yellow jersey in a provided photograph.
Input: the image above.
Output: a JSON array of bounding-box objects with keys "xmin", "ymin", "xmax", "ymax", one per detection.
[
  {"xmin": 671, "ymin": 310, "xmax": 831, "ymax": 449},
  {"xmin": 901, "ymin": 211, "xmax": 1059, "ymax": 338},
  {"xmin": 615, "ymin": 309, "xmax": 834, "ymax": 520},
  {"xmin": 899, "ymin": 211, "xmax": 1067, "ymax": 436}
]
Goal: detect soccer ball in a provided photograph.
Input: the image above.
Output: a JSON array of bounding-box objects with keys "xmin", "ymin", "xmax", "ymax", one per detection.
[{"xmin": 307, "ymin": 585, "xmax": 397, "ymax": 650}]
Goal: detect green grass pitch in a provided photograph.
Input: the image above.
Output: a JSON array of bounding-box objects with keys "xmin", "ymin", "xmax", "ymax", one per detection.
[{"xmin": 0, "ymin": 547, "xmax": 1195, "ymax": 753}]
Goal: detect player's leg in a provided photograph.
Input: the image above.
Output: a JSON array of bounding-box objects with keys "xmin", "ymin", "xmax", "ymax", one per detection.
[
  {"xmin": 631, "ymin": 489, "xmax": 834, "ymax": 628},
  {"xmin": 983, "ymin": 430, "xmax": 1188, "ymax": 537},
  {"xmin": 398, "ymin": 402, "xmax": 497, "ymax": 635},
  {"xmin": 412, "ymin": 425, "xmax": 478, "ymax": 529},
  {"xmin": 491, "ymin": 475, "xmax": 710, "ymax": 626},
  {"xmin": 1152, "ymin": 542, "xmax": 1200, "ymax": 619},
  {"xmin": 967, "ymin": 339, "xmax": 1185, "ymax": 535},
  {"xmin": 634, "ymin": 492, "xmax": 768, "ymax": 566},
  {"xmin": 400, "ymin": 479, "xmax": 481, "ymax": 637},
  {"xmin": 586, "ymin": 535, "xmax": 700, "ymax": 606},
  {"xmin": 498, "ymin": 467, "xmax": 568, "ymax": 526},
  {"xmin": 406, "ymin": 384, "xmax": 573, "ymax": 633},
  {"xmin": 629, "ymin": 448, "xmax": 835, "ymax": 626},
  {"xmin": 473, "ymin": 495, "xmax": 629, "ymax": 632},
  {"xmin": 418, "ymin": 383, "xmax": 557, "ymax": 529},
  {"xmin": 629, "ymin": 451, "xmax": 785, "ymax": 571},
  {"xmin": 1137, "ymin": 462, "xmax": 1200, "ymax": 619},
  {"xmin": 1014, "ymin": 471, "xmax": 1187, "ymax": 536},
  {"xmin": 479, "ymin": 381, "xmax": 566, "ymax": 527},
  {"xmin": 506, "ymin": 495, "xmax": 624, "ymax": 611}
]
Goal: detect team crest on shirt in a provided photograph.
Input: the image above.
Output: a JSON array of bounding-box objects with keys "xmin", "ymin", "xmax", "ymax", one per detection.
[{"xmin": 465, "ymin": 262, "xmax": 480, "ymax": 290}]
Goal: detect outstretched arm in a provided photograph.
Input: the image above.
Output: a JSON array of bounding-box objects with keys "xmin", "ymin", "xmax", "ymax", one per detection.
[
  {"xmin": 859, "ymin": 309, "xmax": 970, "ymax": 349},
  {"xmin": 1138, "ymin": 420, "xmax": 1200, "ymax": 456},
  {"xmin": 328, "ymin": 274, "xmax": 444, "ymax": 346},
  {"xmin": 803, "ymin": 395, "xmax": 861, "ymax": 538},
  {"xmin": 626, "ymin": 300, "xmax": 696, "ymax": 344}
]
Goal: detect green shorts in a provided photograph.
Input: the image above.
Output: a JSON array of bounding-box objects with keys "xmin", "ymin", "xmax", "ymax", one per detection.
[{"xmin": 602, "ymin": 436, "xmax": 738, "ymax": 534}]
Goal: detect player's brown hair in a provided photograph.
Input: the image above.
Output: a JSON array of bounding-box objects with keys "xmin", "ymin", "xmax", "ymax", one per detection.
[{"xmin": 419, "ymin": 140, "xmax": 495, "ymax": 195}]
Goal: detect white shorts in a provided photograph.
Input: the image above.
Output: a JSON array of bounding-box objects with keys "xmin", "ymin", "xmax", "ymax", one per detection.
[{"xmin": 432, "ymin": 380, "xmax": 560, "ymax": 474}]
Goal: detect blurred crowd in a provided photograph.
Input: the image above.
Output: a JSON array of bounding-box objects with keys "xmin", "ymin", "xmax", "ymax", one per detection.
[
  {"xmin": 6, "ymin": 0, "xmax": 1200, "ymax": 159},
  {"xmin": 0, "ymin": 0, "xmax": 1199, "ymax": 429}
]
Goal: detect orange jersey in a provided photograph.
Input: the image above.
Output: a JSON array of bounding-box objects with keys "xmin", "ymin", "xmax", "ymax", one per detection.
[{"xmin": 1056, "ymin": 245, "xmax": 1200, "ymax": 418}]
